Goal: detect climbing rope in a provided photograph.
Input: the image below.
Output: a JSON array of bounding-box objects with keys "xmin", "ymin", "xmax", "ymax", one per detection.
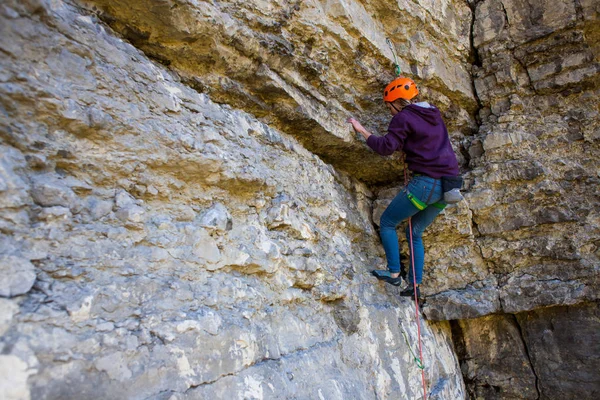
[
  {"xmin": 404, "ymin": 156, "xmax": 429, "ymax": 400},
  {"xmin": 386, "ymin": 38, "xmax": 402, "ymax": 77}
]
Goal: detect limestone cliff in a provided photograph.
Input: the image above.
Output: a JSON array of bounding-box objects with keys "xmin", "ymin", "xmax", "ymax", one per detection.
[
  {"xmin": 0, "ymin": 0, "xmax": 599, "ymax": 399},
  {"xmin": 1, "ymin": 1, "xmax": 464, "ymax": 399},
  {"xmin": 438, "ymin": 1, "xmax": 600, "ymax": 397},
  {"xmin": 78, "ymin": 0, "xmax": 477, "ymax": 185}
]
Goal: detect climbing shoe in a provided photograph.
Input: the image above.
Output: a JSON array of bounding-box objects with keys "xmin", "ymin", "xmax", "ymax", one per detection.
[
  {"xmin": 400, "ymin": 283, "xmax": 420, "ymax": 300},
  {"xmin": 371, "ymin": 270, "xmax": 402, "ymax": 286}
]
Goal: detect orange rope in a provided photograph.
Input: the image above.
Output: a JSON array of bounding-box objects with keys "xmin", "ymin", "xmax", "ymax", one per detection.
[{"xmin": 404, "ymin": 159, "xmax": 428, "ymax": 400}]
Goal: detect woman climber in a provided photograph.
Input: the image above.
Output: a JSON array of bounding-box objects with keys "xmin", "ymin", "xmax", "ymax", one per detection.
[{"xmin": 347, "ymin": 76, "xmax": 461, "ymax": 300}]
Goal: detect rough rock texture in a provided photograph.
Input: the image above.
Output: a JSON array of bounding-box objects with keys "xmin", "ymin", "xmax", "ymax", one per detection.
[
  {"xmin": 452, "ymin": 302, "xmax": 600, "ymax": 399},
  {"xmin": 391, "ymin": 0, "xmax": 600, "ymax": 321},
  {"xmin": 424, "ymin": 1, "xmax": 599, "ymax": 397},
  {"xmin": 0, "ymin": 255, "xmax": 37, "ymax": 297},
  {"xmin": 79, "ymin": 0, "xmax": 478, "ymax": 185},
  {"xmin": 517, "ymin": 302, "xmax": 600, "ymax": 399},
  {"xmin": 460, "ymin": 0, "xmax": 600, "ymax": 316},
  {"xmin": 0, "ymin": 1, "xmax": 465, "ymax": 399},
  {"xmin": 451, "ymin": 314, "xmax": 538, "ymax": 399},
  {"xmin": 371, "ymin": 0, "xmax": 600, "ymax": 397},
  {"xmin": 2, "ymin": 0, "xmax": 600, "ymax": 399}
]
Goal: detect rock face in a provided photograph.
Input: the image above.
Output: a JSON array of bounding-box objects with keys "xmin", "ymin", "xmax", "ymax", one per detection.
[
  {"xmin": 409, "ymin": 0, "xmax": 600, "ymax": 320},
  {"xmin": 1, "ymin": 0, "xmax": 599, "ymax": 399},
  {"xmin": 452, "ymin": 302, "xmax": 600, "ymax": 399},
  {"xmin": 424, "ymin": 0, "xmax": 599, "ymax": 398},
  {"xmin": 79, "ymin": 0, "xmax": 478, "ymax": 185},
  {"xmin": 0, "ymin": 1, "xmax": 465, "ymax": 399},
  {"xmin": 451, "ymin": 314, "xmax": 538, "ymax": 399},
  {"xmin": 0, "ymin": 255, "xmax": 37, "ymax": 297}
]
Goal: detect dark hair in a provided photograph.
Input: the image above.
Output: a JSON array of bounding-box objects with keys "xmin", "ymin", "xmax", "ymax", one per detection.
[{"xmin": 392, "ymin": 98, "xmax": 412, "ymax": 109}]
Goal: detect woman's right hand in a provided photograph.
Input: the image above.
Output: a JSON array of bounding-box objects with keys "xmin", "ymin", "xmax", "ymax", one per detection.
[{"xmin": 347, "ymin": 117, "xmax": 366, "ymax": 134}]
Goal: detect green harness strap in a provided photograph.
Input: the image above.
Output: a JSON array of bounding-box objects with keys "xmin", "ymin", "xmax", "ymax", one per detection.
[
  {"xmin": 431, "ymin": 202, "xmax": 446, "ymax": 210},
  {"xmin": 407, "ymin": 191, "xmax": 447, "ymax": 211},
  {"xmin": 407, "ymin": 191, "xmax": 427, "ymax": 210}
]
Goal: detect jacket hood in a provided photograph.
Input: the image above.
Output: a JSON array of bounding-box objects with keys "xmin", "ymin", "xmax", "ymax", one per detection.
[{"xmin": 403, "ymin": 103, "xmax": 441, "ymax": 126}]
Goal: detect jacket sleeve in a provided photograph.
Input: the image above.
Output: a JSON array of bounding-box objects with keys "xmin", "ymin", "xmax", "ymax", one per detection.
[{"xmin": 366, "ymin": 115, "xmax": 408, "ymax": 156}]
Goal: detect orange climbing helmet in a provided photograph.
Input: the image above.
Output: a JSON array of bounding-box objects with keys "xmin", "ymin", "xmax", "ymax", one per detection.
[{"xmin": 383, "ymin": 77, "xmax": 419, "ymax": 102}]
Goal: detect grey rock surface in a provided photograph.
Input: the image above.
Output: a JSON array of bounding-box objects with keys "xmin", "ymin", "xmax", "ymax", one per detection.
[
  {"xmin": 1, "ymin": 0, "xmax": 598, "ymax": 398},
  {"xmin": 198, "ymin": 203, "xmax": 232, "ymax": 233},
  {"xmin": 452, "ymin": 302, "xmax": 600, "ymax": 400},
  {"xmin": 451, "ymin": 314, "xmax": 538, "ymax": 399},
  {"xmin": 395, "ymin": 0, "xmax": 600, "ymax": 321},
  {"xmin": 30, "ymin": 175, "xmax": 78, "ymax": 210},
  {"xmin": 0, "ymin": 1, "xmax": 465, "ymax": 399},
  {"xmin": 517, "ymin": 302, "xmax": 600, "ymax": 399},
  {"xmin": 0, "ymin": 255, "xmax": 36, "ymax": 298}
]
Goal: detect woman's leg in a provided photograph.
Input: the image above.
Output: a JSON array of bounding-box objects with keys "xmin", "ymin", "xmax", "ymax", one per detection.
[
  {"xmin": 405, "ymin": 205, "xmax": 444, "ymax": 284},
  {"xmin": 379, "ymin": 190, "xmax": 420, "ymax": 274}
]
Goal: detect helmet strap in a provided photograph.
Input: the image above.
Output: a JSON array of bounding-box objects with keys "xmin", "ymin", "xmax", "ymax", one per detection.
[{"xmin": 391, "ymin": 103, "xmax": 402, "ymax": 113}]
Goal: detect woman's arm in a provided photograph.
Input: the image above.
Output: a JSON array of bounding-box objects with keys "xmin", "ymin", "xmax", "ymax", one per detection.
[
  {"xmin": 347, "ymin": 118, "xmax": 372, "ymax": 140},
  {"xmin": 347, "ymin": 117, "xmax": 403, "ymax": 156}
]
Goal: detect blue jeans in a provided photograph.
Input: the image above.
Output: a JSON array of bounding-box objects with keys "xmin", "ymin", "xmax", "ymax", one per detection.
[{"xmin": 379, "ymin": 175, "xmax": 445, "ymax": 284}]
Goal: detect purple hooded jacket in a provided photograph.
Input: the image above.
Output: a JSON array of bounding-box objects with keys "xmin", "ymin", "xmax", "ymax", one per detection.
[{"xmin": 366, "ymin": 102, "xmax": 459, "ymax": 178}]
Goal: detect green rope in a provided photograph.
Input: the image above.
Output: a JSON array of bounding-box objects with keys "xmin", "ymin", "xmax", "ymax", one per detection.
[
  {"xmin": 401, "ymin": 328, "xmax": 425, "ymax": 370},
  {"xmin": 386, "ymin": 38, "xmax": 402, "ymax": 77}
]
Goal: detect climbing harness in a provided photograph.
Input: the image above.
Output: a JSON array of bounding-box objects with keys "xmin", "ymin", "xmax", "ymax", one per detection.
[
  {"xmin": 406, "ymin": 191, "xmax": 427, "ymax": 211},
  {"xmin": 408, "ymin": 188, "xmax": 446, "ymax": 211},
  {"xmin": 404, "ymin": 155, "xmax": 429, "ymax": 400}
]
